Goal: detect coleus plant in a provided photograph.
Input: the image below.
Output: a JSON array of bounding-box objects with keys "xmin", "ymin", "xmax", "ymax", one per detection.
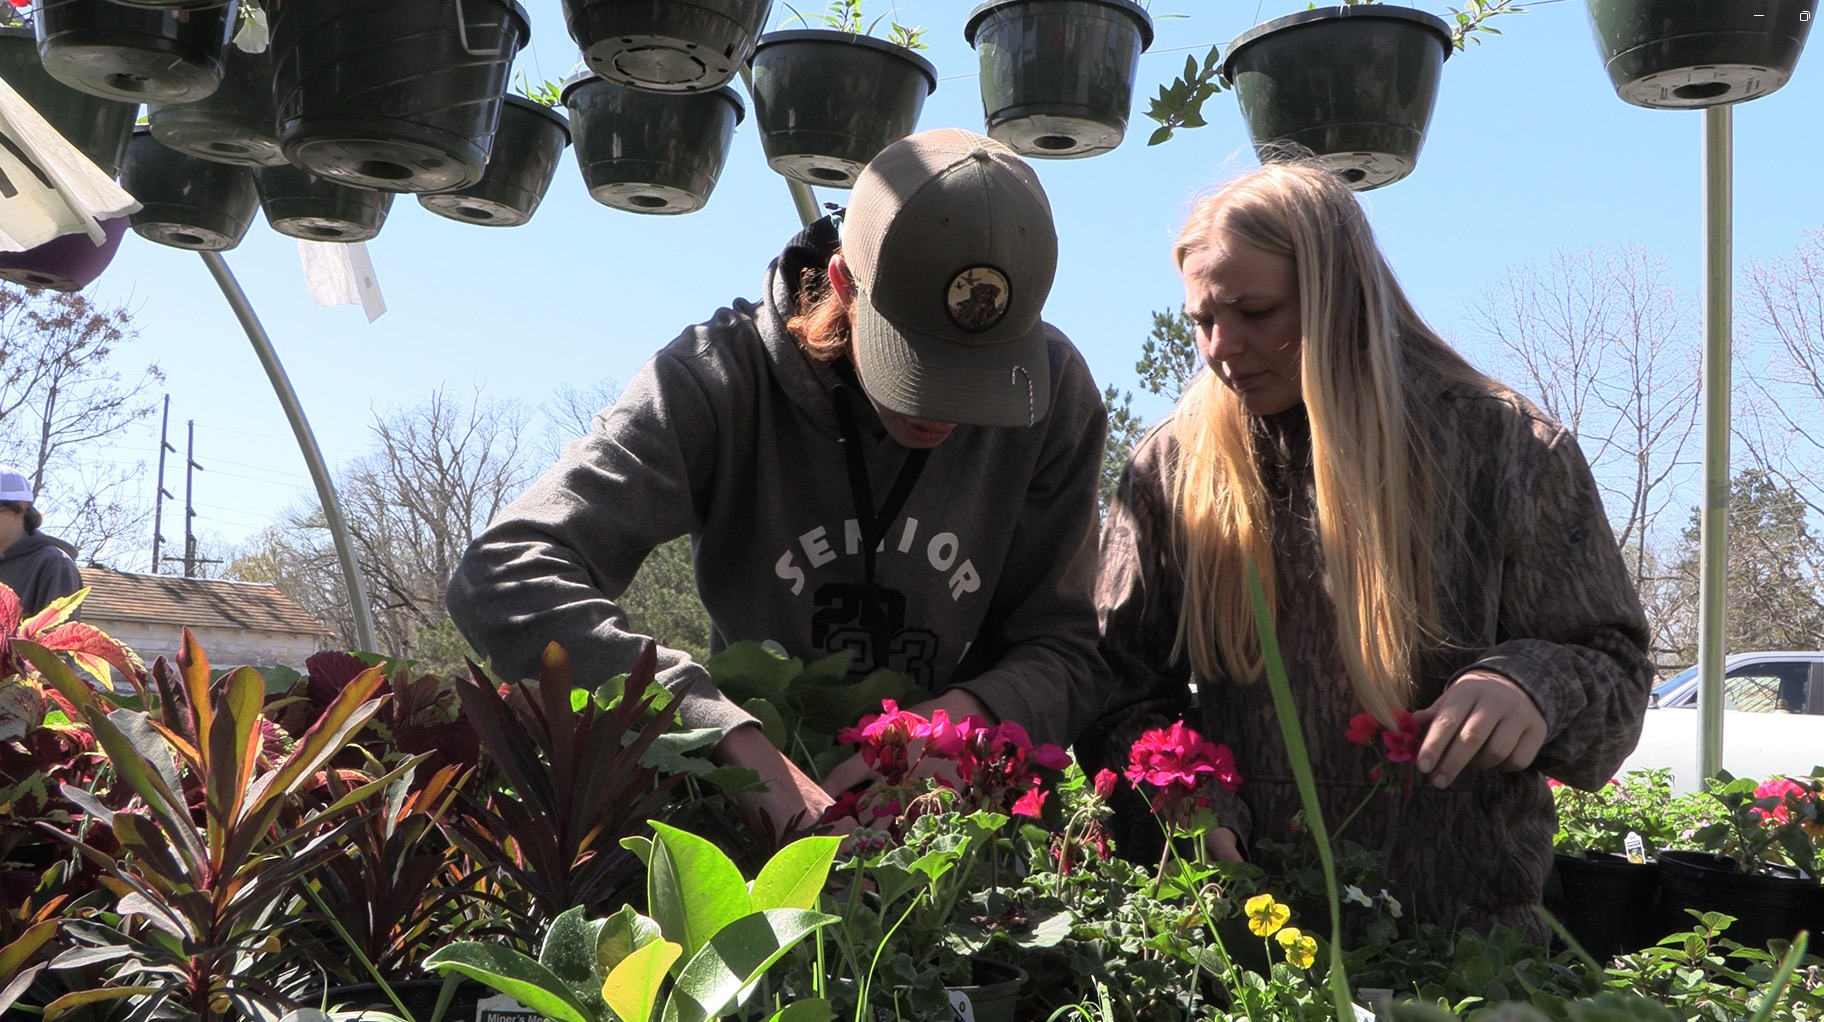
[{"xmin": 29, "ymin": 630, "xmax": 400, "ymax": 1022}]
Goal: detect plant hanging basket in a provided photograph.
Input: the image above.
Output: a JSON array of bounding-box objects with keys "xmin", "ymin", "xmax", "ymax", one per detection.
[
  {"xmin": 33, "ymin": 0, "xmax": 234, "ymax": 104},
  {"xmin": 1586, "ymin": 0, "xmax": 1812, "ymax": 108},
  {"xmin": 269, "ymin": 0, "xmax": 530, "ymax": 194},
  {"xmin": 561, "ymin": 0, "xmax": 773, "ymax": 92},
  {"xmin": 561, "ymin": 72, "xmax": 743, "ymax": 215},
  {"xmin": 750, "ymin": 29, "xmax": 936, "ymax": 189},
  {"xmin": 120, "ymin": 127, "xmax": 258, "ymax": 250},
  {"xmin": 963, "ymin": 0, "xmax": 1154, "ymax": 159},
  {"xmin": 147, "ymin": 41, "xmax": 287, "ymax": 166},
  {"xmin": 0, "ymin": 26, "xmax": 136, "ymax": 175},
  {"xmin": 420, "ymin": 96, "xmax": 571, "ymax": 227},
  {"xmin": 1221, "ymin": 5, "xmax": 1451, "ymax": 191},
  {"xmin": 255, "ymin": 162, "xmax": 394, "ymax": 242},
  {"xmin": 0, "ymin": 216, "xmax": 129, "ymax": 292}
]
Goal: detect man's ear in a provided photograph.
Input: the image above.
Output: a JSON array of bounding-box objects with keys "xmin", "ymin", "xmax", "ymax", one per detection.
[{"xmin": 827, "ymin": 252, "xmax": 856, "ymax": 304}]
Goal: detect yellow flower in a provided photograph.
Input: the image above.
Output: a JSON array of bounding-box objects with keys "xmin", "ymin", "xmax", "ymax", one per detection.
[
  {"xmin": 1277, "ymin": 927, "xmax": 1318, "ymax": 969},
  {"xmin": 1245, "ymin": 893, "xmax": 1289, "ymax": 937}
]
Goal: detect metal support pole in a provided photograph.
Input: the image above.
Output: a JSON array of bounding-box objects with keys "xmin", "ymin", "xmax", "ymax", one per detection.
[
  {"xmin": 1696, "ymin": 105, "xmax": 1732, "ymax": 781},
  {"xmin": 199, "ymin": 251, "xmax": 378, "ymax": 653}
]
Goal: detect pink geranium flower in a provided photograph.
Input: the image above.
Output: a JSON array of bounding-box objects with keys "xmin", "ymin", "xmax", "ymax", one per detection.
[
  {"xmin": 1752, "ymin": 778, "xmax": 1812, "ymax": 825},
  {"xmin": 1344, "ymin": 713, "xmax": 1381, "ymax": 747},
  {"xmin": 1093, "ymin": 768, "xmax": 1118, "ymax": 800},
  {"xmin": 1011, "ymin": 788, "xmax": 1048, "ymax": 818},
  {"xmin": 1382, "ymin": 711, "xmax": 1420, "ymax": 764}
]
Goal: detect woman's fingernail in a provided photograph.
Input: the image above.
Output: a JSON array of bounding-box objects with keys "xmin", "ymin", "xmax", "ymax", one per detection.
[{"xmin": 1418, "ymin": 757, "xmax": 1432, "ymax": 772}]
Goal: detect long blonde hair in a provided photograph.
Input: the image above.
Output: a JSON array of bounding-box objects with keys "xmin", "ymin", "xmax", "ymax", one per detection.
[{"xmin": 1169, "ymin": 164, "xmax": 1488, "ymax": 724}]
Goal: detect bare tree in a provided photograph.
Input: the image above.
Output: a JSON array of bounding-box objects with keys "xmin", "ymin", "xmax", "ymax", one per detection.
[
  {"xmin": 0, "ymin": 286, "xmax": 163, "ymax": 565},
  {"xmin": 1470, "ymin": 246, "xmax": 1701, "ymax": 656},
  {"xmin": 1739, "ymin": 224, "xmax": 1824, "ymax": 548},
  {"xmin": 539, "ymin": 377, "xmax": 621, "ymax": 464}
]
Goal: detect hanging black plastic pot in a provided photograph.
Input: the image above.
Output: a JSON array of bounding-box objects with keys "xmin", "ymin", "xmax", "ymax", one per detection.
[
  {"xmin": 418, "ymin": 96, "xmax": 570, "ymax": 227},
  {"xmin": 561, "ymin": 72, "xmax": 743, "ymax": 215},
  {"xmin": 1587, "ymin": 0, "xmax": 1811, "ymax": 108},
  {"xmin": 147, "ymin": 40, "xmax": 286, "ymax": 166},
  {"xmin": 107, "ymin": 0, "xmax": 232, "ymax": 10},
  {"xmin": 963, "ymin": 0, "xmax": 1154, "ymax": 159},
  {"xmin": 1656, "ymin": 850, "xmax": 1816, "ymax": 949},
  {"xmin": 562, "ymin": 0, "xmax": 773, "ymax": 92},
  {"xmin": 119, "ymin": 127, "xmax": 257, "ymax": 250},
  {"xmin": 1220, "ymin": 5, "xmax": 1451, "ymax": 191},
  {"xmin": 268, "ymin": 0, "xmax": 530, "ymax": 194},
  {"xmin": 33, "ymin": 0, "xmax": 234, "ymax": 104},
  {"xmin": 254, "ymin": 163, "xmax": 394, "ymax": 242},
  {"xmin": 0, "ymin": 26, "xmax": 136, "ymax": 174},
  {"xmin": 0, "ymin": 216, "xmax": 129, "ymax": 292},
  {"xmin": 749, "ymin": 29, "xmax": 937, "ymax": 189}
]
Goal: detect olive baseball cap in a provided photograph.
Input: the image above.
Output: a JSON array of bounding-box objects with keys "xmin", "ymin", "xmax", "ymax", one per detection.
[{"xmin": 841, "ymin": 128, "xmax": 1058, "ymax": 428}]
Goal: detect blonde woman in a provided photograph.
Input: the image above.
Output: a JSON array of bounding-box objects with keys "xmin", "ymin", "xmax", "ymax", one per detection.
[{"xmin": 1090, "ymin": 164, "xmax": 1652, "ymax": 936}]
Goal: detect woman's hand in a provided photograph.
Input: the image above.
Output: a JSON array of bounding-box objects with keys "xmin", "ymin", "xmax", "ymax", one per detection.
[
  {"xmin": 1206, "ymin": 826, "xmax": 1244, "ymax": 862},
  {"xmin": 1411, "ymin": 670, "xmax": 1547, "ymax": 789},
  {"xmin": 715, "ymin": 723, "xmax": 848, "ymax": 837}
]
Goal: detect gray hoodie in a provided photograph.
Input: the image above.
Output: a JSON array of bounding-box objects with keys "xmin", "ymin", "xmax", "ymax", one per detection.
[
  {"xmin": 446, "ymin": 220, "xmax": 1109, "ymax": 747},
  {"xmin": 0, "ymin": 531, "xmax": 81, "ymax": 617}
]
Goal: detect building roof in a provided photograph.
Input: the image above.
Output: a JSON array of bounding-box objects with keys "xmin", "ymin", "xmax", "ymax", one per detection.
[{"xmin": 77, "ymin": 565, "xmax": 330, "ymax": 638}]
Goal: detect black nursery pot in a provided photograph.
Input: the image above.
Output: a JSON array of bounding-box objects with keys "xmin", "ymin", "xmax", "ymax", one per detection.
[
  {"xmin": 1656, "ymin": 849, "xmax": 1817, "ymax": 949},
  {"xmin": 1221, "ymin": 5, "xmax": 1452, "ymax": 191},
  {"xmin": 107, "ymin": 0, "xmax": 232, "ymax": 9},
  {"xmin": 964, "ymin": 0, "xmax": 1154, "ymax": 159},
  {"xmin": 0, "ymin": 26, "xmax": 136, "ymax": 174},
  {"xmin": 147, "ymin": 41, "xmax": 286, "ymax": 166},
  {"xmin": 561, "ymin": 73, "xmax": 743, "ymax": 215},
  {"xmin": 1586, "ymin": 0, "xmax": 1811, "ymax": 108},
  {"xmin": 561, "ymin": 0, "xmax": 773, "ymax": 92},
  {"xmin": 419, "ymin": 96, "xmax": 570, "ymax": 227},
  {"xmin": 749, "ymin": 29, "xmax": 937, "ymax": 189},
  {"xmin": 882, "ymin": 959, "xmax": 1027, "ymax": 1022},
  {"xmin": 120, "ymin": 127, "xmax": 258, "ymax": 250},
  {"xmin": 269, "ymin": 0, "xmax": 530, "ymax": 193},
  {"xmin": 1549, "ymin": 852, "xmax": 1666, "ymax": 961},
  {"xmin": 323, "ymin": 979, "xmax": 496, "ymax": 1021},
  {"xmin": 254, "ymin": 163, "xmax": 394, "ymax": 243},
  {"xmin": 33, "ymin": 0, "xmax": 234, "ymax": 104}
]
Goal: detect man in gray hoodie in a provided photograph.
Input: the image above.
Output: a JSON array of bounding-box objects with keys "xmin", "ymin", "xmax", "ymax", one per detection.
[
  {"xmin": 0, "ymin": 465, "xmax": 82, "ymax": 617},
  {"xmin": 447, "ymin": 129, "xmax": 1108, "ymax": 833}
]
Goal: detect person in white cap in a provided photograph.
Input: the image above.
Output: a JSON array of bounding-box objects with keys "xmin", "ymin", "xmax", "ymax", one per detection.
[
  {"xmin": 448, "ymin": 128, "xmax": 1108, "ymax": 835},
  {"xmin": 0, "ymin": 464, "xmax": 82, "ymax": 617}
]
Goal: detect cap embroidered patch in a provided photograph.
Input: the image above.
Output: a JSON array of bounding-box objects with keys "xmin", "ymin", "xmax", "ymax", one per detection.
[{"xmin": 946, "ymin": 267, "xmax": 1011, "ymax": 333}]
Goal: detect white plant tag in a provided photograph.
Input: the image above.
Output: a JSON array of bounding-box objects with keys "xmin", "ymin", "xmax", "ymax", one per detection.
[
  {"xmin": 1624, "ymin": 831, "xmax": 1646, "ymax": 864},
  {"xmin": 947, "ymin": 989, "xmax": 976, "ymax": 1022},
  {"xmin": 297, "ymin": 239, "xmax": 387, "ymax": 322},
  {"xmin": 475, "ymin": 994, "xmax": 540, "ymax": 1022}
]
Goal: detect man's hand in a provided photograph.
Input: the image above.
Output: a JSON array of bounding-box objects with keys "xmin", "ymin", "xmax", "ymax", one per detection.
[
  {"xmin": 715, "ymin": 723, "xmax": 843, "ymax": 837},
  {"xmin": 1411, "ymin": 669, "xmax": 1547, "ymax": 789},
  {"xmin": 820, "ymin": 688, "xmax": 997, "ymax": 799}
]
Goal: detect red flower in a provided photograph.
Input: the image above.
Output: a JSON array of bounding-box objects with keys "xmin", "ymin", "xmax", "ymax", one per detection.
[
  {"xmin": 1093, "ymin": 768, "xmax": 1118, "ymax": 800},
  {"xmin": 1344, "ymin": 713, "xmax": 1381, "ymax": 747},
  {"xmin": 1381, "ymin": 710, "xmax": 1420, "ymax": 764},
  {"xmin": 1752, "ymin": 778, "xmax": 1813, "ymax": 825},
  {"xmin": 1012, "ymin": 788, "xmax": 1048, "ymax": 818},
  {"xmin": 1126, "ymin": 721, "xmax": 1239, "ymax": 791},
  {"xmin": 6, "ymin": 1, "xmax": 28, "ymax": 9}
]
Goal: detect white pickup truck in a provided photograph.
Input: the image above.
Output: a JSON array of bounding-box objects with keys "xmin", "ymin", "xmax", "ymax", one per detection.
[{"xmin": 1615, "ymin": 650, "xmax": 1824, "ymax": 791}]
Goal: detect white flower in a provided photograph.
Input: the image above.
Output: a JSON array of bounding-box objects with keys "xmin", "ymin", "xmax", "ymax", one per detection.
[
  {"xmin": 233, "ymin": 4, "xmax": 270, "ymax": 53},
  {"xmin": 1343, "ymin": 885, "xmax": 1373, "ymax": 908},
  {"xmin": 1379, "ymin": 889, "xmax": 1403, "ymax": 918}
]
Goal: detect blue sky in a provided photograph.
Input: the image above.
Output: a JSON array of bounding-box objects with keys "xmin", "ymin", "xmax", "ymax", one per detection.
[{"xmin": 63, "ymin": 0, "xmax": 1824, "ymax": 567}]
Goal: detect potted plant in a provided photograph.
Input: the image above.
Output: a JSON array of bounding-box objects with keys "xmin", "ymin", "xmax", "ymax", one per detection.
[
  {"xmin": 963, "ymin": 0, "xmax": 1155, "ymax": 160},
  {"xmin": 254, "ymin": 162, "xmax": 395, "ymax": 242},
  {"xmin": 749, "ymin": 2, "xmax": 936, "ymax": 188},
  {"xmin": 1656, "ymin": 771, "xmax": 1822, "ymax": 950},
  {"xmin": 1546, "ymin": 770, "xmax": 1682, "ymax": 961},
  {"xmin": 560, "ymin": 0, "xmax": 774, "ymax": 93},
  {"xmin": 0, "ymin": 20, "xmax": 136, "ymax": 175},
  {"xmin": 560, "ymin": 71, "xmax": 745, "ymax": 215},
  {"xmin": 266, "ymin": 0, "xmax": 530, "ymax": 193},
  {"xmin": 146, "ymin": 15, "xmax": 288, "ymax": 167},
  {"xmin": 0, "ymin": 218, "xmax": 130, "ymax": 292},
  {"xmin": 119, "ymin": 127, "xmax": 260, "ymax": 251},
  {"xmin": 33, "ymin": 0, "xmax": 235, "ymax": 104},
  {"xmin": 419, "ymin": 87, "xmax": 572, "ymax": 228},
  {"xmin": 1586, "ymin": 0, "xmax": 1813, "ymax": 109}
]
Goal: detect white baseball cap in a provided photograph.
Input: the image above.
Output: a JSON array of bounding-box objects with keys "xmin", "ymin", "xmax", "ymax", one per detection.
[{"xmin": 0, "ymin": 466, "xmax": 33, "ymax": 504}]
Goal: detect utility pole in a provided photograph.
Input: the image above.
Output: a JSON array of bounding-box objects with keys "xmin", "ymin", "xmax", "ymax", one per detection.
[
  {"xmin": 160, "ymin": 420, "xmax": 218, "ymax": 578},
  {"xmin": 150, "ymin": 396, "xmax": 177, "ymax": 573}
]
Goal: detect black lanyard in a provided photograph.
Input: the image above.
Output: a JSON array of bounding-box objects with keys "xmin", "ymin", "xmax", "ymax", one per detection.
[{"xmin": 829, "ymin": 374, "xmax": 929, "ymax": 660}]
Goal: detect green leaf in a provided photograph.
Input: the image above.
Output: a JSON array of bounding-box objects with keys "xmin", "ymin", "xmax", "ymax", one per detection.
[
  {"xmin": 749, "ymin": 836, "xmax": 840, "ymax": 912},
  {"xmin": 741, "ymin": 698, "xmax": 789, "ymax": 748},
  {"xmin": 597, "ymin": 905, "xmax": 665, "ymax": 976},
  {"xmin": 648, "ymin": 822, "xmax": 751, "ymax": 967},
  {"xmin": 423, "ymin": 943, "xmax": 595, "ymax": 1022},
  {"xmin": 765, "ymin": 1000, "xmax": 833, "ymax": 1022},
  {"xmin": 541, "ymin": 906, "xmax": 611, "ymax": 1015},
  {"xmin": 603, "ymin": 938, "xmax": 682, "ymax": 1022},
  {"xmin": 660, "ymin": 910, "xmax": 839, "ymax": 1022}
]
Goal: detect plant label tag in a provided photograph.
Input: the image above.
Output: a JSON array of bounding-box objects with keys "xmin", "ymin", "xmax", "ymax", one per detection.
[
  {"xmin": 475, "ymin": 994, "xmax": 540, "ymax": 1022},
  {"xmin": 1356, "ymin": 987, "xmax": 1395, "ymax": 1022},
  {"xmin": 948, "ymin": 990, "xmax": 976, "ymax": 1022},
  {"xmin": 1625, "ymin": 830, "xmax": 1646, "ymax": 864}
]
